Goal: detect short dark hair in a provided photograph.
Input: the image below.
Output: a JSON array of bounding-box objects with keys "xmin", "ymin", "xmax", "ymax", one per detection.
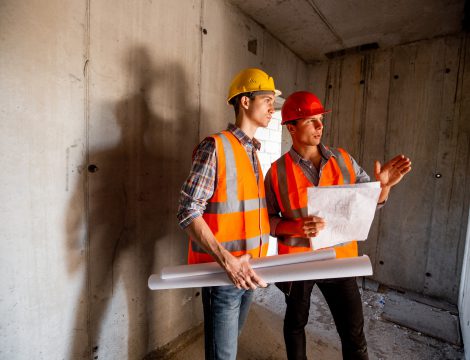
[
  {"xmin": 284, "ymin": 120, "xmax": 298, "ymax": 126},
  {"xmin": 230, "ymin": 92, "xmax": 256, "ymax": 116}
]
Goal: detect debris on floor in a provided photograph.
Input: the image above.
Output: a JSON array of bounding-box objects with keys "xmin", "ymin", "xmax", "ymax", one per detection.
[{"xmin": 149, "ymin": 284, "xmax": 464, "ymax": 360}]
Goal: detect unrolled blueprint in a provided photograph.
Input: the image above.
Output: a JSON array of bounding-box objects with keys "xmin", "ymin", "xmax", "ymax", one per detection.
[{"xmin": 307, "ymin": 181, "xmax": 381, "ymax": 250}]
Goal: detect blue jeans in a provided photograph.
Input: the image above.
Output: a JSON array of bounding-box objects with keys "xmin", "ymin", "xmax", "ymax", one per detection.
[{"xmin": 202, "ymin": 285, "xmax": 254, "ymax": 360}]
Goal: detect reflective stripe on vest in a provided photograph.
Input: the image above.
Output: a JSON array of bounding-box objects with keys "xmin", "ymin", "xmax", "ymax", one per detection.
[
  {"xmin": 203, "ymin": 132, "xmax": 267, "ymax": 214},
  {"xmin": 329, "ymin": 148, "xmax": 351, "ymax": 184},
  {"xmin": 272, "ymin": 147, "xmax": 358, "ymax": 258},
  {"xmin": 275, "ymin": 154, "xmax": 308, "ymax": 219},
  {"xmin": 281, "ymin": 237, "xmax": 310, "ymax": 248},
  {"xmin": 188, "ymin": 131, "xmax": 270, "ymax": 264},
  {"xmin": 191, "ymin": 234, "xmax": 270, "ymax": 253},
  {"xmin": 204, "ymin": 198, "xmax": 267, "ymax": 214}
]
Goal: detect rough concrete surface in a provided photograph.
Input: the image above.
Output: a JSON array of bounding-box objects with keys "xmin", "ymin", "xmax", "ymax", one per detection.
[
  {"xmin": 383, "ymin": 291, "xmax": 461, "ymax": 346},
  {"xmin": 230, "ymin": 0, "xmax": 464, "ymax": 62},
  {"xmin": 158, "ymin": 285, "xmax": 464, "ymax": 360},
  {"xmin": 0, "ymin": 1, "xmax": 308, "ymax": 358}
]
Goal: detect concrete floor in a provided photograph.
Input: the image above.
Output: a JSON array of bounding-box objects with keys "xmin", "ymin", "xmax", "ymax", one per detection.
[{"xmin": 155, "ymin": 285, "xmax": 464, "ymax": 360}]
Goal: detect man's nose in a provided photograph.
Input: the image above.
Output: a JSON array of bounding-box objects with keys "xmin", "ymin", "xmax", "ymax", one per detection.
[{"xmin": 269, "ymin": 104, "xmax": 275, "ymax": 113}]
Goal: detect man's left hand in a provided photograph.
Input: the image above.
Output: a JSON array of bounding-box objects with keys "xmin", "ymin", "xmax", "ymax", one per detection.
[{"xmin": 375, "ymin": 154, "xmax": 412, "ymax": 188}]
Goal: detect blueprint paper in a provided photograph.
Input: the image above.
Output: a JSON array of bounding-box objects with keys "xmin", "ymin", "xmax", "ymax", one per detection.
[
  {"xmin": 161, "ymin": 248, "xmax": 336, "ymax": 279},
  {"xmin": 148, "ymin": 255, "xmax": 372, "ymax": 290},
  {"xmin": 307, "ymin": 182, "xmax": 381, "ymax": 250}
]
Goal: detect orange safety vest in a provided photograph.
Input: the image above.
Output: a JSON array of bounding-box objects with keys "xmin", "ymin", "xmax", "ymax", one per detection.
[
  {"xmin": 188, "ymin": 130, "xmax": 270, "ymax": 264},
  {"xmin": 270, "ymin": 147, "xmax": 358, "ymax": 258}
]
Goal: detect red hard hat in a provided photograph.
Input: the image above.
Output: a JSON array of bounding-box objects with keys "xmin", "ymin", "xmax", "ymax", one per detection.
[{"xmin": 281, "ymin": 91, "xmax": 331, "ymax": 125}]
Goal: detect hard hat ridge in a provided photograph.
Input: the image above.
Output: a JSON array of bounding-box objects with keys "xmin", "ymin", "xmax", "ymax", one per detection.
[
  {"xmin": 227, "ymin": 68, "xmax": 281, "ymax": 104},
  {"xmin": 281, "ymin": 91, "xmax": 331, "ymax": 125}
]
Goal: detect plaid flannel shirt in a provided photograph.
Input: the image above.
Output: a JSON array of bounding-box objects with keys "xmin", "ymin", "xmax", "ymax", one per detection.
[{"xmin": 177, "ymin": 123, "xmax": 261, "ymax": 229}]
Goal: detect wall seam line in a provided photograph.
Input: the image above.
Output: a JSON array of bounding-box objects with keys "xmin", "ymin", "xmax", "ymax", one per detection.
[
  {"xmin": 374, "ymin": 48, "xmax": 394, "ymax": 274},
  {"xmin": 83, "ymin": 0, "xmax": 92, "ymax": 356},
  {"xmin": 197, "ymin": 0, "xmax": 205, "ymax": 142}
]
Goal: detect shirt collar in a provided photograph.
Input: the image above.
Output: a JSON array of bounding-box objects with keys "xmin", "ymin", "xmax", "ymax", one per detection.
[
  {"xmin": 227, "ymin": 123, "xmax": 261, "ymax": 151},
  {"xmin": 288, "ymin": 143, "xmax": 334, "ymax": 164}
]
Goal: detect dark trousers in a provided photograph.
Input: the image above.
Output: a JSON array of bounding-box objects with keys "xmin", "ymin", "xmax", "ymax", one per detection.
[{"xmin": 282, "ymin": 277, "xmax": 368, "ymax": 360}]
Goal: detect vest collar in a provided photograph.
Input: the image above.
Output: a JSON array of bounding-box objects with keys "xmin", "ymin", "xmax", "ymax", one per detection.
[
  {"xmin": 288, "ymin": 143, "xmax": 334, "ymax": 165},
  {"xmin": 227, "ymin": 123, "xmax": 261, "ymax": 151}
]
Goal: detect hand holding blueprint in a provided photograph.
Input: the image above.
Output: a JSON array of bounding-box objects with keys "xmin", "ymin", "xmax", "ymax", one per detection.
[{"xmin": 307, "ymin": 181, "xmax": 381, "ymax": 250}]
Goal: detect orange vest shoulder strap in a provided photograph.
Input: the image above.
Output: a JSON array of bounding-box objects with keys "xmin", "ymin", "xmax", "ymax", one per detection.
[
  {"xmin": 328, "ymin": 147, "xmax": 356, "ymax": 184},
  {"xmin": 270, "ymin": 153, "xmax": 290, "ymax": 214}
]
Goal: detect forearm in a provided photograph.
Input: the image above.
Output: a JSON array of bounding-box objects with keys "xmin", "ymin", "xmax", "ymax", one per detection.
[
  {"xmin": 184, "ymin": 216, "xmax": 232, "ymax": 268},
  {"xmin": 374, "ymin": 155, "xmax": 412, "ymax": 204},
  {"xmin": 275, "ymin": 218, "xmax": 303, "ymax": 237},
  {"xmin": 378, "ymin": 185, "xmax": 391, "ymax": 204}
]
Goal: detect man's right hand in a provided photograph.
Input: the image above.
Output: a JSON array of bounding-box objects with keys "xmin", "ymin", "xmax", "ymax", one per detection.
[
  {"xmin": 292, "ymin": 216, "xmax": 326, "ymax": 238},
  {"xmin": 275, "ymin": 215, "xmax": 326, "ymax": 238},
  {"xmin": 184, "ymin": 217, "xmax": 268, "ymax": 290},
  {"xmin": 222, "ymin": 253, "xmax": 267, "ymax": 290}
]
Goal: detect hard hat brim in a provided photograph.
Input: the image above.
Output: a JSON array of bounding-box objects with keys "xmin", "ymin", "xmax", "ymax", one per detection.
[
  {"xmin": 281, "ymin": 108, "xmax": 332, "ymax": 125},
  {"xmin": 227, "ymin": 89, "xmax": 282, "ymax": 105}
]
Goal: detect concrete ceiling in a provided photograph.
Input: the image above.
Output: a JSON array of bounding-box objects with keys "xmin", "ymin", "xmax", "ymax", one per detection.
[{"xmin": 230, "ymin": 0, "xmax": 465, "ymax": 62}]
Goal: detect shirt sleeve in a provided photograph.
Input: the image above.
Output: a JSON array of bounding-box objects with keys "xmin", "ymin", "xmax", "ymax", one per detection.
[
  {"xmin": 176, "ymin": 137, "xmax": 217, "ymax": 229},
  {"xmin": 264, "ymin": 168, "xmax": 283, "ymax": 237},
  {"xmin": 349, "ymin": 154, "xmax": 386, "ymax": 208},
  {"xmin": 349, "ymin": 154, "xmax": 370, "ymax": 184}
]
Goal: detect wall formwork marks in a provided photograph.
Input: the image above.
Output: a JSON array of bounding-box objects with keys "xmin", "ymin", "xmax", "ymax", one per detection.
[
  {"xmin": 0, "ymin": 1, "xmax": 307, "ymax": 359},
  {"xmin": 307, "ymin": 35, "xmax": 470, "ymax": 304}
]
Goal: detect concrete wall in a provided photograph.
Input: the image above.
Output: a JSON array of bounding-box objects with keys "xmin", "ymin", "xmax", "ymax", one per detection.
[
  {"xmin": 0, "ymin": 1, "xmax": 306, "ymax": 359},
  {"xmin": 199, "ymin": 0, "xmax": 307, "ymax": 137},
  {"xmin": 306, "ymin": 34, "xmax": 470, "ymax": 305}
]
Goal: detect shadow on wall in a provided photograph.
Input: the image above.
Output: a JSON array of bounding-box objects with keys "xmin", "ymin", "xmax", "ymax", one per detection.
[{"xmin": 65, "ymin": 46, "xmax": 198, "ymax": 360}]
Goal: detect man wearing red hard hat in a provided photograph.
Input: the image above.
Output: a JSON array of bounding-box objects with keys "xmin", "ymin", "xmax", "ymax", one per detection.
[{"xmin": 264, "ymin": 91, "xmax": 412, "ymax": 360}]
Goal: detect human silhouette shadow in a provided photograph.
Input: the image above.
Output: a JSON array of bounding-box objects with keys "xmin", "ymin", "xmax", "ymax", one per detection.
[{"xmin": 66, "ymin": 47, "xmax": 198, "ymax": 360}]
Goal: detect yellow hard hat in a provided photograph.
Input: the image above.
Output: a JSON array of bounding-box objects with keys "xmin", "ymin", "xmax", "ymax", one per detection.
[{"xmin": 227, "ymin": 68, "xmax": 281, "ymax": 104}]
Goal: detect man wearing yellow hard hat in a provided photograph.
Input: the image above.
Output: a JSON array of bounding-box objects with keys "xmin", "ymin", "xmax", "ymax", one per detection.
[{"xmin": 177, "ymin": 68, "xmax": 281, "ymax": 359}]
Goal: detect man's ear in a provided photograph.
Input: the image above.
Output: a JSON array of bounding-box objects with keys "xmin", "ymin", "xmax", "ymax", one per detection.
[
  {"xmin": 286, "ymin": 123, "xmax": 296, "ymax": 134},
  {"xmin": 240, "ymin": 95, "xmax": 251, "ymax": 110}
]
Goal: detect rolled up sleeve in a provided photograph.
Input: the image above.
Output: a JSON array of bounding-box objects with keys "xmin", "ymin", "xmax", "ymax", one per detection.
[{"xmin": 177, "ymin": 138, "xmax": 217, "ymax": 229}]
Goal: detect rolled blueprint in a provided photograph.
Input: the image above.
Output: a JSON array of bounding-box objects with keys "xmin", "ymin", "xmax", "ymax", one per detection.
[
  {"xmin": 161, "ymin": 248, "xmax": 336, "ymax": 280},
  {"xmin": 148, "ymin": 255, "xmax": 372, "ymax": 290}
]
